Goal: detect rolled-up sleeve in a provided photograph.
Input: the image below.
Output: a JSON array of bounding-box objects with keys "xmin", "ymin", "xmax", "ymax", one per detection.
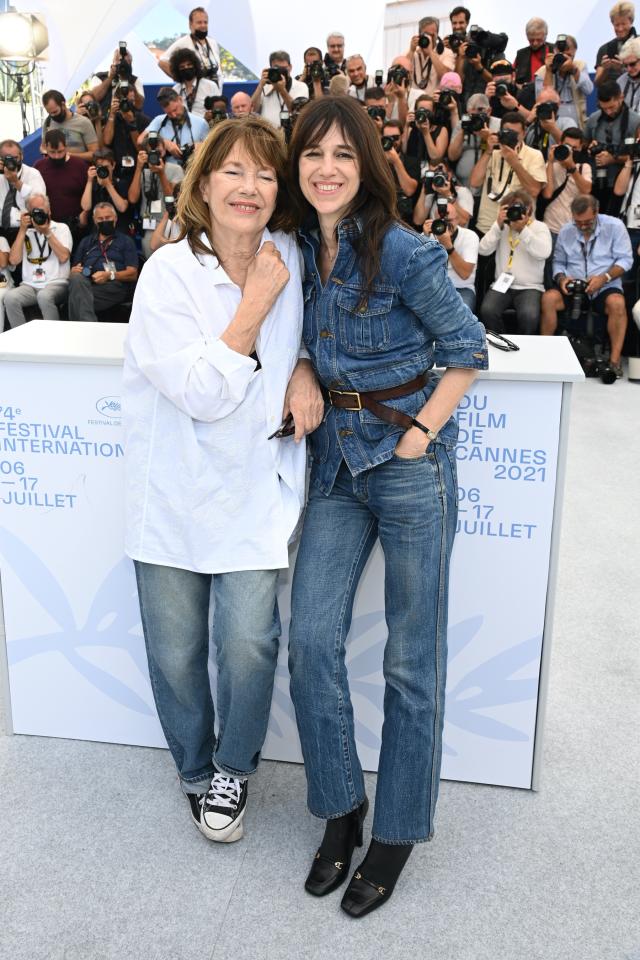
[
  {"xmin": 611, "ymin": 220, "xmax": 633, "ymax": 273},
  {"xmin": 400, "ymin": 236, "xmax": 488, "ymax": 370}
]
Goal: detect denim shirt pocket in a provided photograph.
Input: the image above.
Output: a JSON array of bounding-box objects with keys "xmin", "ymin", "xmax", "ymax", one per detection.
[{"xmin": 336, "ymin": 286, "xmax": 394, "ymax": 354}]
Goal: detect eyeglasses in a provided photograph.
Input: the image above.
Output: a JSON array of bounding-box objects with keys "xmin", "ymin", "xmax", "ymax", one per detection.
[
  {"xmin": 625, "ymin": 59, "xmax": 640, "ymax": 68},
  {"xmin": 486, "ymin": 331, "xmax": 520, "ymax": 352}
]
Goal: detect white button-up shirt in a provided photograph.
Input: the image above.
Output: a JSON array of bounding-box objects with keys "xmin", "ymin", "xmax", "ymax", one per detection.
[
  {"xmin": 0, "ymin": 163, "xmax": 47, "ymax": 227},
  {"xmin": 123, "ymin": 228, "xmax": 307, "ymax": 574}
]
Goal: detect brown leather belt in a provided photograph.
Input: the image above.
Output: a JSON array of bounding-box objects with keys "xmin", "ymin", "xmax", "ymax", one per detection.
[{"xmin": 327, "ymin": 371, "xmax": 429, "ymax": 432}]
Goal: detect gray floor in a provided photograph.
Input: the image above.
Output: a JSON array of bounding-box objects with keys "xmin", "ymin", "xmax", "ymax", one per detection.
[{"xmin": 1, "ymin": 374, "xmax": 639, "ymax": 960}]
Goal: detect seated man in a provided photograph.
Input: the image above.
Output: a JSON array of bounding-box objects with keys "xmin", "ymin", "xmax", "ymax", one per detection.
[
  {"xmin": 479, "ymin": 189, "xmax": 553, "ymax": 334},
  {"xmin": 541, "ymin": 194, "xmax": 632, "ymax": 376},
  {"xmin": 80, "ymin": 148, "xmax": 130, "ymax": 233},
  {"xmin": 0, "ymin": 139, "xmax": 47, "ymax": 244},
  {"xmin": 41, "ymin": 90, "xmax": 98, "ymax": 163},
  {"xmin": 169, "ymin": 47, "xmax": 220, "ymax": 120},
  {"xmin": 423, "ymin": 199, "xmax": 479, "ymax": 310},
  {"xmin": 471, "ymin": 112, "xmax": 547, "ymax": 235},
  {"xmin": 34, "ymin": 131, "xmax": 87, "ymax": 240},
  {"xmin": 128, "ymin": 136, "xmax": 183, "ymax": 258},
  {"xmin": 68, "ymin": 202, "xmax": 138, "ymax": 322},
  {"xmin": 251, "ymin": 50, "xmax": 309, "ymax": 129},
  {"xmin": 230, "ymin": 91, "xmax": 253, "ymax": 117},
  {"xmin": 101, "ymin": 83, "xmax": 150, "ymax": 180},
  {"xmin": 138, "ymin": 88, "xmax": 209, "ymax": 167},
  {"xmin": 4, "ymin": 194, "xmax": 72, "ymax": 327}
]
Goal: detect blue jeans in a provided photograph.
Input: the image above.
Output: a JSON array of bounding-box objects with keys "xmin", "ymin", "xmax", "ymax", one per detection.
[
  {"xmin": 288, "ymin": 447, "xmax": 458, "ymax": 844},
  {"xmin": 134, "ymin": 561, "xmax": 280, "ymax": 793},
  {"xmin": 455, "ymin": 286, "xmax": 476, "ymax": 312}
]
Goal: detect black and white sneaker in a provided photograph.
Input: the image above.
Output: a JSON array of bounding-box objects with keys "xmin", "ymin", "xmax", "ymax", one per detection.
[
  {"xmin": 200, "ymin": 772, "xmax": 248, "ymax": 843},
  {"xmin": 186, "ymin": 791, "xmax": 207, "ymax": 832}
]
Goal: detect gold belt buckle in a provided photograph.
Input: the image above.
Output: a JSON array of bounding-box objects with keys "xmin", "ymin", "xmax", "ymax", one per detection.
[{"xmin": 330, "ymin": 389, "xmax": 362, "ymax": 411}]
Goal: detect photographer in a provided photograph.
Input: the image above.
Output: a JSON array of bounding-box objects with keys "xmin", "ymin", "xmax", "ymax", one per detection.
[
  {"xmin": 541, "ymin": 195, "xmax": 632, "ymax": 376},
  {"xmin": 79, "ymin": 149, "xmax": 130, "ymax": 234},
  {"xmin": 385, "ymin": 59, "xmax": 412, "ymax": 126},
  {"xmin": 298, "ymin": 48, "xmax": 326, "ymax": 100},
  {"xmin": 405, "ymin": 94, "xmax": 450, "ymax": 164},
  {"xmin": 535, "ymin": 35, "xmax": 592, "ymax": 127},
  {"xmin": 34, "ymin": 132, "xmax": 87, "ymax": 239},
  {"xmin": 159, "ymin": 7, "xmax": 222, "ymax": 84},
  {"xmin": 380, "ymin": 120, "xmax": 419, "ymax": 224},
  {"xmin": 4, "ymin": 194, "xmax": 72, "ymax": 327},
  {"xmin": 68, "ymin": 202, "xmax": 138, "ymax": 322},
  {"xmin": 618, "ymin": 37, "xmax": 640, "ymax": 110},
  {"xmin": 595, "ymin": 2, "xmax": 636, "ymax": 85},
  {"xmin": 471, "ymin": 112, "xmax": 547, "ymax": 235},
  {"xmin": 0, "ymin": 140, "xmax": 46, "ymax": 243},
  {"xmin": 139, "ymin": 88, "xmax": 209, "ymax": 168},
  {"xmin": 407, "ymin": 16, "xmax": 456, "ymax": 106},
  {"xmin": 413, "ymin": 159, "xmax": 474, "ymax": 228},
  {"xmin": 346, "ymin": 55, "xmax": 372, "ymax": 101},
  {"xmin": 0, "ymin": 237, "xmax": 13, "ymax": 328},
  {"xmin": 251, "ymin": 51, "xmax": 309, "ymax": 130},
  {"xmin": 423, "ymin": 199, "xmax": 479, "ymax": 309},
  {"xmin": 169, "ymin": 48, "xmax": 220, "ymax": 121},
  {"xmin": 90, "ymin": 45, "xmax": 145, "ymax": 117},
  {"xmin": 543, "ymin": 130, "xmax": 593, "ymax": 240},
  {"xmin": 448, "ymin": 94, "xmax": 500, "ymax": 185},
  {"xmin": 102, "ymin": 83, "xmax": 150, "ymax": 179},
  {"xmin": 525, "ymin": 90, "xmax": 573, "ymax": 159},
  {"xmin": 325, "ymin": 32, "xmax": 347, "ymax": 74},
  {"xmin": 514, "ymin": 18, "xmax": 550, "ymax": 87},
  {"xmin": 485, "ymin": 61, "xmax": 532, "ymax": 121},
  {"xmin": 149, "ymin": 186, "xmax": 182, "ymax": 254},
  {"xmin": 230, "ymin": 92, "xmax": 253, "ymax": 118},
  {"xmin": 613, "ymin": 126, "xmax": 640, "ymax": 268},
  {"xmin": 365, "ymin": 87, "xmax": 390, "ymax": 131},
  {"xmin": 447, "ymin": 8, "xmax": 493, "ymax": 105},
  {"xmin": 41, "ymin": 91, "xmax": 98, "ymax": 163},
  {"xmin": 478, "ymin": 189, "xmax": 552, "ymax": 334},
  {"xmin": 585, "ymin": 79, "xmax": 640, "ymax": 212},
  {"xmin": 76, "ymin": 93, "xmax": 104, "ymax": 149},
  {"xmin": 128, "ymin": 138, "xmax": 183, "ymax": 259}
]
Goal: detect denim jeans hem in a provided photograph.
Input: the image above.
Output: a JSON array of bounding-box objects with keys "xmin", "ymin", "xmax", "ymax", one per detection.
[
  {"xmin": 370, "ymin": 832, "xmax": 434, "ymax": 845},
  {"xmin": 180, "ymin": 772, "xmax": 215, "ymax": 796},
  {"xmin": 213, "ymin": 757, "xmax": 255, "ymax": 780},
  {"xmin": 308, "ymin": 798, "xmax": 367, "ymax": 821}
]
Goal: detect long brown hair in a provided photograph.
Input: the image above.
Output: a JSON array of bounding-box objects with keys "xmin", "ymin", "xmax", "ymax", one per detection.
[
  {"xmin": 176, "ymin": 116, "xmax": 292, "ymax": 259},
  {"xmin": 287, "ymin": 96, "xmax": 399, "ymax": 292}
]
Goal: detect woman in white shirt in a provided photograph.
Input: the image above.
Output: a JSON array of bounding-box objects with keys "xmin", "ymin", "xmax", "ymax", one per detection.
[{"xmin": 123, "ymin": 117, "xmax": 323, "ymax": 843}]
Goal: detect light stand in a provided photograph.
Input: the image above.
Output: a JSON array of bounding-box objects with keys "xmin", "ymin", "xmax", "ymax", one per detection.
[{"xmin": 0, "ymin": 12, "xmax": 48, "ymax": 138}]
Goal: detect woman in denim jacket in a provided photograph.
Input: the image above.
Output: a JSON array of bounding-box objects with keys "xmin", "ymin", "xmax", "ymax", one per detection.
[{"xmin": 287, "ymin": 96, "xmax": 488, "ymax": 918}]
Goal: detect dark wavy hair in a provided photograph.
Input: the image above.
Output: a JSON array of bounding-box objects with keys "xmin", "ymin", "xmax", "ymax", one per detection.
[
  {"xmin": 287, "ymin": 95, "xmax": 399, "ymax": 294},
  {"xmin": 169, "ymin": 47, "xmax": 202, "ymax": 81}
]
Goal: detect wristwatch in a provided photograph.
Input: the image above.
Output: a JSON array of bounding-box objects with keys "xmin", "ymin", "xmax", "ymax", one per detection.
[
  {"xmin": 411, "ymin": 418, "xmax": 438, "ymax": 441},
  {"xmin": 604, "ymin": 272, "xmax": 612, "ymax": 283}
]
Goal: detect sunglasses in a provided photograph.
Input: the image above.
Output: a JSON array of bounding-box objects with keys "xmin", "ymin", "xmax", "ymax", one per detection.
[
  {"xmin": 268, "ymin": 412, "xmax": 295, "ymax": 439},
  {"xmin": 486, "ymin": 331, "xmax": 520, "ymax": 352}
]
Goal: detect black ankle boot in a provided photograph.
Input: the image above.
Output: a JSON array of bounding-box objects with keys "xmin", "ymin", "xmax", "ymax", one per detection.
[
  {"xmin": 340, "ymin": 838, "xmax": 413, "ymax": 918},
  {"xmin": 304, "ymin": 797, "xmax": 369, "ymax": 897}
]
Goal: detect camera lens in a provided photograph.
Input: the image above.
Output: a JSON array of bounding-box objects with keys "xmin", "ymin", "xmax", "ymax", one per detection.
[
  {"xmin": 96, "ymin": 164, "xmax": 109, "ymax": 178},
  {"xmin": 418, "ymin": 33, "xmax": 431, "ymax": 48},
  {"xmin": 554, "ymin": 144, "xmax": 571, "ymax": 161},
  {"xmin": 431, "ymin": 218, "xmax": 448, "ymax": 235}
]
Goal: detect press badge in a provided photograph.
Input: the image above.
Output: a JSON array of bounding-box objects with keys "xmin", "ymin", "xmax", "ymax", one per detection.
[
  {"xmin": 143, "ymin": 218, "xmax": 157, "ymax": 231},
  {"xmin": 149, "ymin": 200, "xmax": 162, "ymax": 215},
  {"xmin": 32, "ymin": 267, "xmax": 47, "ymax": 284},
  {"xmin": 492, "ymin": 272, "xmax": 515, "ymax": 293},
  {"xmin": 121, "ymin": 156, "xmax": 135, "ymax": 169}
]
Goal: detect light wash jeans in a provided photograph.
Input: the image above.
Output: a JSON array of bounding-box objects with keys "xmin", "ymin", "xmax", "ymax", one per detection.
[
  {"xmin": 289, "ymin": 446, "xmax": 458, "ymax": 844},
  {"xmin": 134, "ymin": 561, "xmax": 280, "ymax": 794}
]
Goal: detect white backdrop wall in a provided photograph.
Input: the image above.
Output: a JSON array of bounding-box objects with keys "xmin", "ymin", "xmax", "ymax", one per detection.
[{"xmin": 12, "ymin": 0, "xmax": 614, "ymax": 101}]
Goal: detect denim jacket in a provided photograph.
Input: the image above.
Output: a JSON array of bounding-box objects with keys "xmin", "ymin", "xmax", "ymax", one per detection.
[{"xmin": 300, "ymin": 217, "xmax": 488, "ymax": 494}]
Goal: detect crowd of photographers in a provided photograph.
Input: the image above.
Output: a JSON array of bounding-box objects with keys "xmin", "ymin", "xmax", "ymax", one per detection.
[{"xmin": 1, "ymin": 3, "xmax": 640, "ymax": 376}]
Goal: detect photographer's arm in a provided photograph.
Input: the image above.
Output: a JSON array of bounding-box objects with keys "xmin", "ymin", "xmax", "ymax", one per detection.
[
  {"xmin": 80, "ymin": 171, "xmax": 95, "ymax": 214},
  {"xmin": 448, "ymin": 125, "xmax": 464, "ymax": 162},
  {"xmin": 250, "ymin": 73, "xmax": 267, "ymax": 114},
  {"xmin": 128, "ymin": 156, "xmax": 144, "ymax": 204},
  {"xmin": 90, "ymin": 68, "xmax": 115, "ymax": 104},
  {"xmin": 43, "ymin": 226, "xmax": 71, "ymax": 264},
  {"xmin": 8, "ymin": 215, "xmax": 28, "ymax": 266},
  {"xmin": 103, "ymin": 177, "xmax": 128, "ymax": 214},
  {"xmin": 149, "ymin": 212, "xmax": 172, "ymax": 252},
  {"xmin": 449, "ymin": 248, "xmax": 476, "ymax": 280},
  {"xmin": 614, "ymin": 160, "xmax": 633, "ymax": 196},
  {"xmin": 390, "ymin": 152, "xmax": 418, "ymax": 196},
  {"xmin": 412, "ymin": 185, "xmax": 429, "ymax": 227},
  {"xmin": 469, "ymin": 146, "xmax": 491, "ymax": 189}
]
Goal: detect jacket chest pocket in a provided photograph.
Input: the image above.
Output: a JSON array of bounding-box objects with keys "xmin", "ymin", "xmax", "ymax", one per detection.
[{"xmin": 336, "ymin": 286, "xmax": 393, "ymax": 354}]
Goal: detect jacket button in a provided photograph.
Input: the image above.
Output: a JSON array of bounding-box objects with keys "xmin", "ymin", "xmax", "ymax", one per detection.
[{"xmin": 319, "ymin": 329, "xmax": 333, "ymax": 339}]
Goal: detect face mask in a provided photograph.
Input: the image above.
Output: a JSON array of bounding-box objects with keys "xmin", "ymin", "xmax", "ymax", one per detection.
[
  {"xmin": 179, "ymin": 68, "xmax": 196, "ymax": 81},
  {"xmin": 193, "ymin": 29, "xmax": 207, "ymax": 40},
  {"xmin": 98, "ymin": 220, "xmax": 115, "ymax": 236},
  {"xmin": 50, "ymin": 110, "xmax": 66, "ymax": 123},
  {"xmin": 49, "ymin": 155, "xmax": 66, "ymax": 167}
]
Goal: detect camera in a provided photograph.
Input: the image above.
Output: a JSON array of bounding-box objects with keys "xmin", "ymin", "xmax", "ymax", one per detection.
[
  {"xmin": 180, "ymin": 143, "xmax": 195, "ymax": 164},
  {"xmin": 30, "ymin": 208, "xmax": 49, "ymax": 226},
  {"xmin": 367, "ymin": 106, "xmax": 387, "ymax": 122},
  {"xmin": 418, "ymin": 33, "xmax": 431, "ymax": 49},
  {"xmin": 115, "ymin": 83, "xmax": 130, "ymax": 100},
  {"xmin": 622, "ymin": 136, "xmax": 640, "ymax": 159},
  {"xmin": 119, "ymin": 41, "xmax": 127, "ymax": 58},
  {"xmin": 551, "ymin": 53, "xmax": 566, "ymax": 75},
  {"xmin": 96, "ymin": 164, "xmax": 110, "ymax": 179},
  {"xmin": 147, "ymin": 149, "xmax": 160, "ymax": 166},
  {"xmin": 433, "ymin": 172, "xmax": 449, "ymax": 189},
  {"xmin": 495, "ymin": 81, "xmax": 510, "ymax": 98},
  {"xmin": 468, "ymin": 25, "xmax": 508, "ymax": 53},
  {"xmin": 505, "ymin": 201, "xmax": 527, "ymax": 222},
  {"xmin": 554, "ymin": 143, "xmax": 572, "ymax": 162},
  {"xmin": 565, "ymin": 278, "xmax": 588, "ymax": 321},
  {"xmin": 387, "ymin": 65, "xmax": 409, "ymax": 86},
  {"xmin": 555, "ymin": 34, "xmax": 568, "ymax": 53},
  {"xmin": 447, "ymin": 31, "xmax": 466, "ymax": 52},
  {"xmin": 537, "ymin": 101, "xmax": 557, "ymax": 121},
  {"xmin": 431, "ymin": 218, "xmax": 448, "ymax": 235},
  {"xmin": 84, "ymin": 100, "xmax": 100, "ymax": 120},
  {"xmin": 1, "ymin": 155, "xmax": 18, "ymax": 172},
  {"xmin": 267, "ymin": 66, "xmax": 284, "ymax": 84},
  {"xmin": 375, "ymin": 69, "xmax": 384, "ymax": 85},
  {"xmin": 381, "ymin": 136, "xmax": 396, "ymax": 152},
  {"xmin": 497, "ymin": 128, "xmax": 519, "ymax": 149},
  {"xmin": 465, "ymin": 42, "xmax": 481, "ymax": 58},
  {"xmin": 164, "ymin": 196, "xmax": 176, "ymax": 218},
  {"xmin": 423, "ymin": 170, "xmax": 435, "ymax": 190},
  {"xmin": 415, "ymin": 107, "xmax": 432, "ymax": 125},
  {"xmin": 435, "ymin": 196, "xmax": 449, "ymax": 216},
  {"xmin": 438, "ymin": 90, "xmax": 454, "ymax": 107},
  {"xmin": 211, "ymin": 108, "xmax": 227, "ymax": 123},
  {"xmin": 116, "ymin": 61, "xmax": 131, "ymax": 80},
  {"xmin": 589, "ymin": 142, "xmax": 607, "ymax": 156},
  {"xmin": 148, "ymin": 132, "xmax": 159, "ymax": 149},
  {"xmin": 310, "ymin": 61, "xmax": 326, "ymax": 82},
  {"xmin": 461, "ymin": 112, "xmax": 488, "ymax": 133}
]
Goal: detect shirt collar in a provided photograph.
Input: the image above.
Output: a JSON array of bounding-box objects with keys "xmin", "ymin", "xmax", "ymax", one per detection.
[{"xmin": 195, "ymin": 226, "xmax": 274, "ymax": 284}]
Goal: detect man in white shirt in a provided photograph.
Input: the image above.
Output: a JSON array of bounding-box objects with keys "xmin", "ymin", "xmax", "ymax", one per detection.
[
  {"xmin": 4, "ymin": 194, "xmax": 72, "ymax": 327},
  {"xmin": 423, "ymin": 201, "xmax": 479, "ymax": 310},
  {"xmin": 347, "ymin": 55, "xmax": 372, "ymax": 101},
  {"xmin": 250, "ymin": 51, "xmax": 309, "ymax": 130},
  {"xmin": 158, "ymin": 6, "xmax": 222, "ymax": 84},
  {"xmin": 406, "ymin": 16, "xmax": 456, "ymax": 107},
  {"xmin": 479, "ymin": 189, "xmax": 553, "ymax": 333},
  {"xmin": 0, "ymin": 140, "xmax": 47, "ymax": 242}
]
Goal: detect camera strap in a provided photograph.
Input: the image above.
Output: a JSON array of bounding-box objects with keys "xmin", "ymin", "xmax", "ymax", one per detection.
[
  {"xmin": 622, "ymin": 75, "xmax": 640, "ymax": 113},
  {"xmin": 580, "ymin": 235, "xmax": 597, "ymax": 291},
  {"xmin": 181, "ymin": 78, "xmax": 200, "ymax": 112},
  {"xmin": 193, "ymin": 38, "xmax": 218, "ymax": 77},
  {"xmin": 621, "ymin": 161, "xmax": 640, "ymax": 220},
  {"xmin": 487, "ymin": 157, "xmax": 514, "ymax": 202},
  {"xmin": 414, "ymin": 53, "xmax": 433, "ymax": 90},
  {"xmin": 142, "ymin": 169, "xmax": 159, "ymax": 204},
  {"xmin": 25, "ymin": 230, "xmax": 50, "ymax": 265}
]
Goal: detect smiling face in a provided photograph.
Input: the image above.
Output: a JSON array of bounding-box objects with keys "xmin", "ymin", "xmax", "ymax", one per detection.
[
  {"xmin": 200, "ymin": 141, "xmax": 278, "ymax": 243},
  {"xmin": 298, "ymin": 124, "xmax": 361, "ymax": 230},
  {"xmin": 347, "ymin": 57, "xmax": 367, "ymax": 86}
]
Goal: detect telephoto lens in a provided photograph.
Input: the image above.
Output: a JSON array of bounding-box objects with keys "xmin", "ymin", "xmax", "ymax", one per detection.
[
  {"xmin": 554, "ymin": 143, "xmax": 571, "ymax": 162},
  {"xmin": 537, "ymin": 101, "xmax": 556, "ymax": 120},
  {"xmin": 432, "ymin": 172, "xmax": 448, "ymax": 188}
]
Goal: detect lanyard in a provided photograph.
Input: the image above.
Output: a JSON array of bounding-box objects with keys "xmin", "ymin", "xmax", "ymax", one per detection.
[
  {"xmin": 487, "ymin": 156, "xmax": 515, "ymax": 201},
  {"xmin": 142, "ymin": 168, "xmax": 159, "ymax": 204},
  {"xmin": 193, "ymin": 37, "xmax": 218, "ymax": 74},
  {"xmin": 180, "ymin": 78, "xmax": 200, "ymax": 112},
  {"xmin": 414, "ymin": 52, "xmax": 433, "ymax": 90},
  {"xmin": 621, "ymin": 162, "xmax": 640, "ymax": 220},
  {"xmin": 623, "ymin": 75, "xmax": 640, "ymax": 112},
  {"xmin": 159, "ymin": 111, "xmax": 194, "ymax": 144},
  {"xmin": 579, "ymin": 235, "xmax": 597, "ymax": 279},
  {"xmin": 25, "ymin": 229, "xmax": 50, "ymax": 264},
  {"xmin": 506, "ymin": 229, "xmax": 522, "ymax": 271}
]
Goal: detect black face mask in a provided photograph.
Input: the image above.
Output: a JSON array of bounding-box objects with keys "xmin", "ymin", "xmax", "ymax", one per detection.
[
  {"xmin": 193, "ymin": 29, "xmax": 207, "ymax": 40},
  {"xmin": 50, "ymin": 110, "xmax": 66, "ymax": 123},
  {"xmin": 98, "ymin": 220, "xmax": 115, "ymax": 236},
  {"xmin": 179, "ymin": 68, "xmax": 196, "ymax": 81}
]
